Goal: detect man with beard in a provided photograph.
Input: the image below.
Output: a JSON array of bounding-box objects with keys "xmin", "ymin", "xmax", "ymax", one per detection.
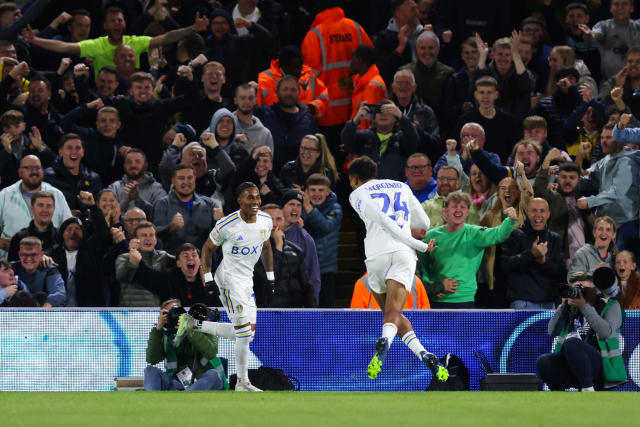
[
  {"xmin": 8, "ymin": 191, "xmax": 57, "ymax": 261},
  {"xmin": 0, "ymin": 155, "xmax": 71, "ymax": 258},
  {"xmin": 131, "ymin": 242, "xmax": 221, "ymax": 307},
  {"xmin": 254, "ymin": 75, "xmax": 318, "ymax": 172},
  {"xmin": 158, "ymin": 133, "xmax": 235, "ymax": 203},
  {"xmin": 152, "ymin": 164, "xmax": 221, "ymax": 255},
  {"xmin": 109, "ymin": 149, "xmax": 166, "ymax": 218},
  {"xmin": 233, "ymin": 83, "xmax": 273, "ymax": 153},
  {"xmin": 43, "ymin": 133, "xmax": 102, "ymax": 212},
  {"xmin": 533, "ymin": 153, "xmax": 588, "ymax": 269}
]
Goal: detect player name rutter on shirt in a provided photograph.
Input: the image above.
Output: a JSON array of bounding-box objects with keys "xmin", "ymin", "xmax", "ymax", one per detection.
[
  {"xmin": 349, "ymin": 179, "xmax": 430, "ymax": 258},
  {"xmin": 209, "ymin": 210, "xmax": 272, "ymax": 288}
]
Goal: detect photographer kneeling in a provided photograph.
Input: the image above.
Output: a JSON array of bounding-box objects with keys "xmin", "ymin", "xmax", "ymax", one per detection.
[
  {"xmin": 536, "ymin": 268, "xmax": 627, "ymax": 391},
  {"xmin": 144, "ymin": 299, "xmax": 224, "ymax": 391}
]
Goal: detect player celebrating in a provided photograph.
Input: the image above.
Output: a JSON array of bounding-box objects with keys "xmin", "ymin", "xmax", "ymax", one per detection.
[
  {"xmin": 175, "ymin": 182, "xmax": 274, "ymax": 392},
  {"xmin": 348, "ymin": 156, "xmax": 448, "ymax": 382}
]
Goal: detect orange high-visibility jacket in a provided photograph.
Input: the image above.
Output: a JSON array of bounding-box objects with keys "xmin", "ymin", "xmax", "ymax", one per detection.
[
  {"xmin": 301, "ymin": 7, "xmax": 373, "ymax": 127},
  {"xmin": 351, "ymin": 64, "xmax": 387, "ymax": 130},
  {"xmin": 257, "ymin": 59, "xmax": 329, "ymax": 121},
  {"xmin": 350, "ymin": 273, "xmax": 430, "ymax": 309}
]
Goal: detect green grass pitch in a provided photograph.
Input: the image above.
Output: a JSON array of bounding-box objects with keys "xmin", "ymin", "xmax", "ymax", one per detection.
[{"xmin": 3, "ymin": 392, "xmax": 640, "ymax": 427}]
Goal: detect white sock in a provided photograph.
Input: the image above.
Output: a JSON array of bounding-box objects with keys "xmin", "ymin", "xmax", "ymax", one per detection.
[
  {"xmin": 382, "ymin": 322, "xmax": 398, "ymax": 346},
  {"xmin": 198, "ymin": 321, "xmax": 236, "ymax": 340},
  {"xmin": 581, "ymin": 386, "xmax": 595, "ymax": 392},
  {"xmin": 234, "ymin": 325, "xmax": 253, "ymax": 383},
  {"xmin": 401, "ymin": 330, "xmax": 426, "ymax": 360}
]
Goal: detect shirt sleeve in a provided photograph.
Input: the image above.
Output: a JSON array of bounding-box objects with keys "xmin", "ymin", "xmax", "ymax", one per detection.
[
  {"xmin": 407, "ymin": 186, "xmax": 430, "ymax": 230},
  {"xmin": 209, "ymin": 220, "xmax": 225, "ymax": 246}
]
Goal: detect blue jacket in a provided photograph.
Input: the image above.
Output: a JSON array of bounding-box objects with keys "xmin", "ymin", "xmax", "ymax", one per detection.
[
  {"xmin": 301, "ymin": 192, "xmax": 343, "ymax": 273},
  {"xmin": 284, "ymin": 225, "xmax": 321, "ymax": 305},
  {"xmin": 11, "ymin": 262, "xmax": 66, "ymax": 306},
  {"xmin": 0, "ymin": 277, "xmax": 28, "ymax": 305}
]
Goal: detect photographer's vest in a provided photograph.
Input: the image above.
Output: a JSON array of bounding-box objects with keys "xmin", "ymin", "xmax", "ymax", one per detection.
[
  {"xmin": 553, "ymin": 300, "xmax": 627, "ymax": 389},
  {"xmin": 162, "ymin": 335, "xmax": 229, "ymax": 390}
]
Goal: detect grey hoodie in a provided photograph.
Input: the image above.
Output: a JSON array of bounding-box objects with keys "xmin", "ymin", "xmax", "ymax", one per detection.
[
  {"xmin": 567, "ymin": 243, "xmax": 614, "ymax": 283},
  {"xmin": 233, "ymin": 111, "xmax": 274, "ymax": 153},
  {"xmin": 108, "ymin": 172, "xmax": 167, "ymax": 219}
]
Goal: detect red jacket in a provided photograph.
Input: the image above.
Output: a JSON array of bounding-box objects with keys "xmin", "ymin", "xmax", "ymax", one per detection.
[
  {"xmin": 351, "ymin": 64, "xmax": 387, "ymax": 129},
  {"xmin": 257, "ymin": 59, "xmax": 329, "ymax": 121},
  {"xmin": 301, "ymin": 7, "xmax": 373, "ymax": 126}
]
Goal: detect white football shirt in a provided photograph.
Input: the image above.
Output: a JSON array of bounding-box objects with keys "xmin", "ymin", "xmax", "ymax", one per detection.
[
  {"xmin": 209, "ymin": 210, "xmax": 272, "ymax": 289},
  {"xmin": 349, "ymin": 179, "xmax": 430, "ymax": 258}
]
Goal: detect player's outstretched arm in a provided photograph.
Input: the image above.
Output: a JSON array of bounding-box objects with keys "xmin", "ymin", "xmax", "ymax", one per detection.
[
  {"xmin": 200, "ymin": 238, "xmax": 219, "ymax": 283},
  {"xmin": 360, "ymin": 197, "xmax": 428, "ymax": 252}
]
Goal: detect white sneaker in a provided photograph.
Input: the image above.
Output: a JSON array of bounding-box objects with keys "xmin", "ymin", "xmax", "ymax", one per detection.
[{"xmin": 235, "ymin": 380, "xmax": 262, "ymax": 392}]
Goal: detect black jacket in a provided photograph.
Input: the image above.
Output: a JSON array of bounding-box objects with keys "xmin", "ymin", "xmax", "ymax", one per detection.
[
  {"xmin": 254, "ymin": 238, "xmax": 315, "ymax": 308},
  {"xmin": 0, "ymin": 135, "xmax": 55, "ymax": 190},
  {"xmin": 535, "ymin": 86, "xmax": 582, "ymax": 150},
  {"xmin": 43, "ymin": 157, "xmax": 102, "ymax": 211},
  {"xmin": 8, "ymin": 221, "xmax": 58, "ymax": 262},
  {"xmin": 132, "ymin": 262, "xmax": 221, "ymax": 308},
  {"xmin": 225, "ymin": 155, "xmax": 286, "ymax": 214},
  {"xmin": 341, "ymin": 115, "xmax": 418, "ymax": 181},
  {"xmin": 50, "ymin": 206, "xmax": 111, "ymax": 306},
  {"xmin": 279, "ymin": 158, "xmax": 336, "ymax": 190},
  {"xmin": 500, "ymin": 219, "xmax": 565, "ymax": 303}
]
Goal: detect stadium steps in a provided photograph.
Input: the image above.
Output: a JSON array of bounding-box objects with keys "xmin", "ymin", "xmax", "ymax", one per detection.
[{"xmin": 335, "ymin": 216, "xmax": 363, "ymax": 308}]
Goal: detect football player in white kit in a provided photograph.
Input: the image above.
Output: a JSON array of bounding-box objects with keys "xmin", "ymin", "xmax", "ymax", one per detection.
[
  {"xmin": 175, "ymin": 182, "xmax": 274, "ymax": 392},
  {"xmin": 348, "ymin": 156, "xmax": 448, "ymax": 382}
]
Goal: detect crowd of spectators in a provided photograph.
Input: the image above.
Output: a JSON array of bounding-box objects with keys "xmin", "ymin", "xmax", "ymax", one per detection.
[{"xmin": 1, "ymin": 0, "xmax": 640, "ymax": 311}]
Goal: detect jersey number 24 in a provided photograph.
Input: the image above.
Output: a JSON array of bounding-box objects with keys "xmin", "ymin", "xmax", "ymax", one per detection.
[{"xmin": 370, "ymin": 192, "xmax": 409, "ymax": 227}]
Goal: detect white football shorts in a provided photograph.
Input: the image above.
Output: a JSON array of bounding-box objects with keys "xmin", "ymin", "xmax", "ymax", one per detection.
[
  {"xmin": 364, "ymin": 249, "xmax": 417, "ymax": 294},
  {"xmin": 218, "ymin": 285, "xmax": 257, "ymax": 326}
]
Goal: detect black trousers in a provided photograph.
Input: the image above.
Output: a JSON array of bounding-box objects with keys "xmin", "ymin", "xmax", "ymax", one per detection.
[{"xmin": 536, "ymin": 337, "xmax": 602, "ymax": 390}]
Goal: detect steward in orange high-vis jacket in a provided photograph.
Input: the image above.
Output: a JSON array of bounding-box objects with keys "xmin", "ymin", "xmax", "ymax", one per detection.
[
  {"xmin": 257, "ymin": 57, "xmax": 329, "ymax": 121},
  {"xmin": 301, "ymin": 7, "xmax": 373, "ymax": 127}
]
